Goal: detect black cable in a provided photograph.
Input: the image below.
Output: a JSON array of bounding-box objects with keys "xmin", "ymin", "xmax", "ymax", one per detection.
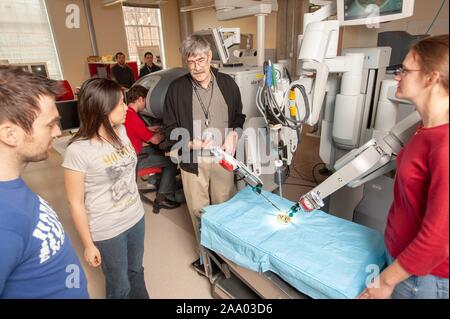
[
  {"xmin": 267, "ymin": 86, "xmax": 304, "ymax": 128},
  {"xmin": 289, "ymin": 146, "xmax": 319, "ymax": 184},
  {"xmin": 264, "ymin": 86, "xmax": 286, "ymax": 126},
  {"xmin": 291, "ymin": 163, "xmax": 316, "ymax": 183},
  {"xmin": 426, "ymin": 0, "xmax": 446, "ymax": 34},
  {"xmin": 298, "ymin": 84, "xmax": 310, "ymax": 122},
  {"xmin": 281, "ymin": 157, "xmax": 316, "ymax": 188},
  {"xmin": 296, "ymin": 125, "xmax": 302, "ymax": 144},
  {"xmin": 293, "ymin": 158, "xmax": 317, "ymax": 183},
  {"xmin": 285, "ymin": 66, "xmax": 292, "ymax": 83},
  {"xmin": 260, "ymin": 63, "xmax": 304, "ymax": 129},
  {"xmin": 263, "ymin": 61, "xmax": 269, "ymax": 74},
  {"xmin": 288, "ymin": 84, "xmax": 310, "ymax": 124},
  {"xmin": 285, "ymin": 165, "xmax": 290, "ymax": 179},
  {"xmin": 311, "ymin": 162, "xmax": 326, "ymax": 185},
  {"xmin": 259, "ymin": 61, "xmax": 309, "ymax": 129},
  {"xmin": 281, "ymin": 163, "xmax": 316, "ymax": 187}
]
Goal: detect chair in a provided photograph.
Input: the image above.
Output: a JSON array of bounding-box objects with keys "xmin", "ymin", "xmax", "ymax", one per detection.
[
  {"xmin": 57, "ymin": 80, "xmax": 75, "ymax": 101},
  {"xmin": 136, "ymin": 166, "xmax": 162, "ymax": 214}
]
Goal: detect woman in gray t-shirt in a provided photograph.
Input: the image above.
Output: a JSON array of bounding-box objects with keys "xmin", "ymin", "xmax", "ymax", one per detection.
[{"xmin": 62, "ymin": 78, "xmax": 148, "ymax": 299}]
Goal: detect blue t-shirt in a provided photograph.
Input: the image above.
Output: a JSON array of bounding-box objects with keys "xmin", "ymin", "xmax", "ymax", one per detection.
[{"xmin": 0, "ymin": 178, "xmax": 89, "ymax": 299}]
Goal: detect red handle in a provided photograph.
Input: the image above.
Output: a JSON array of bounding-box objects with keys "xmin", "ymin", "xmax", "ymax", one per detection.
[
  {"xmin": 219, "ymin": 159, "xmax": 234, "ymax": 171},
  {"xmin": 300, "ymin": 197, "xmax": 314, "ymax": 212}
]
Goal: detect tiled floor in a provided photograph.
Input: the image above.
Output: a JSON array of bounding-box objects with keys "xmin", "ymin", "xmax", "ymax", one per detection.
[{"xmin": 22, "ymin": 132, "xmax": 325, "ymax": 299}]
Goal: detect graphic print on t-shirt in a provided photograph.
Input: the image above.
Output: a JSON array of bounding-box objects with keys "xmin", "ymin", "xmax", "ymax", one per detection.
[
  {"xmin": 101, "ymin": 143, "xmax": 138, "ymax": 204},
  {"xmin": 32, "ymin": 196, "xmax": 65, "ymax": 264}
]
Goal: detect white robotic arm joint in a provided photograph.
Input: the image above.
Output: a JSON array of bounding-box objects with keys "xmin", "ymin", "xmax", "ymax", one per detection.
[{"xmin": 292, "ymin": 111, "xmax": 421, "ymax": 213}]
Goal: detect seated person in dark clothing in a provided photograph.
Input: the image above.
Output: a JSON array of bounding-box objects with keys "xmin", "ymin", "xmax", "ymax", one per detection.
[
  {"xmin": 111, "ymin": 52, "xmax": 135, "ymax": 89},
  {"xmin": 139, "ymin": 52, "xmax": 162, "ymax": 78},
  {"xmin": 124, "ymin": 85, "xmax": 180, "ymax": 211}
]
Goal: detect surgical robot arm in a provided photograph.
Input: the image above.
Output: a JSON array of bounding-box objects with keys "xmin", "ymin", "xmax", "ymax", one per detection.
[
  {"xmin": 211, "ymin": 146, "xmax": 286, "ymax": 212},
  {"xmin": 211, "ymin": 146, "xmax": 263, "ymax": 193},
  {"xmin": 291, "ymin": 111, "xmax": 422, "ymax": 213}
]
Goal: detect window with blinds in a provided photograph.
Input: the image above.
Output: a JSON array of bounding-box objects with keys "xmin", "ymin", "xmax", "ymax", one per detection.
[
  {"xmin": 122, "ymin": 5, "xmax": 165, "ymax": 69},
  {"xmin": 0, "ymin": 0, "xmax": 63, "ymax": 80}
]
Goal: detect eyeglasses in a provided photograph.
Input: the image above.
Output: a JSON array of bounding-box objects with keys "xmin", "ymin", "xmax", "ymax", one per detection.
[
  {"xmin": 394, "ymin": 66, "xmax": 422, "ymax": 76},
  {"xmin": 186, "ymin": 57, "xmax": 208, "ymax": 69}
]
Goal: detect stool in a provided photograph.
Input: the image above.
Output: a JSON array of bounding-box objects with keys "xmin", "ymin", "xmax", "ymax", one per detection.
[{"xmin": 137, "ymin": 167, "xmax": 162, "ymax": 214}]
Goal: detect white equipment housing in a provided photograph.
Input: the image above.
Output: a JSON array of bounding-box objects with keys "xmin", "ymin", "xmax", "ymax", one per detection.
[
  {"xmin": 320, "ymin": 46, "xmax": 392, "ymax": 167},
  {"xmin": 199, "ymin": 0, "xmax": 419, "ymax": 300},
  {"xmin": 193, "ymin": 27, "xmax": 241, "ymax": 65},
  {"xmin": 214, "ymin": 0, "xmax": 278, "ymax": 66}
]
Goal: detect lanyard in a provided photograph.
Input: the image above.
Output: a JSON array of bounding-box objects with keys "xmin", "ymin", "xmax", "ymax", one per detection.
[{"xmin": 193, "ymin": 78, "xmax": 214, "ymax": 127}]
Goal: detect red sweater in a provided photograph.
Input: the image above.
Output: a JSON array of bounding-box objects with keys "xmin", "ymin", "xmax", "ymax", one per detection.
[
  {"xmin": 385, "ymin": 123, "xmax": 449, "ymax": 278},
  {"xmin": 124, "ymin": 108, "xmax": 153, "ymax": 155}
]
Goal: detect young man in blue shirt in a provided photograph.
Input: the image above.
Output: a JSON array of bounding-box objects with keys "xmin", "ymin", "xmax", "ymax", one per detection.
[{"xmin": 0, "ymin": 66, "xmax": 89, "ymax": 298}]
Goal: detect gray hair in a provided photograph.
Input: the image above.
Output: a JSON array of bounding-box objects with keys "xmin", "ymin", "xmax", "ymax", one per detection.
[{"xmin": 180, "ymin": 35, "xmax": 211, "ymax": 59}]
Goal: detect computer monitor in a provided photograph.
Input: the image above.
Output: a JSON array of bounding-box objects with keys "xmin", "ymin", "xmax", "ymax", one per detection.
[
  {"xmin": 377, "ymin": 31, "xmax": 429, "ymax": 70},
  {"xmin": 18, "ymin": 65, "xmax": 30, "ymax": 73},
  {"xmin": 12, "ymin": 63, "xmax": 49, "ymax": 77},
  {"xmin": 192, "ymin": 28, "xmax": 229, "ymax": 64},
  {"xmin": 30, "ymin": 64, "xmax": 49, "ymax": 77},
  {"xmin": 337, "ymin": 0, "xmax": 414, "ymax": 26},
  {"xmin": 56, "ymin": 100, "xmax": 80, "ymax": 131}
]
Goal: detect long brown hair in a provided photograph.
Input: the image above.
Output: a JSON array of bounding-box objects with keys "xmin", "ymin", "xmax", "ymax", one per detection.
[
  {"xmin": 69, "ymin": 78, "xmax": 123, "ymax": 146},
  {"xmin": 411, "ymin": 35, "xmax": 449, "ymax": 93}
]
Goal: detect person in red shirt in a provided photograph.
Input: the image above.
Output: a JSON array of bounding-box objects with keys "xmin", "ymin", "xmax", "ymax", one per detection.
[
  {"xmin": 358, "ymin": 35, "xmax": 449, "ymax": 299},
  {"xmin": 124, "ymin": 85, "xmax": 180, "ymax": 211}
]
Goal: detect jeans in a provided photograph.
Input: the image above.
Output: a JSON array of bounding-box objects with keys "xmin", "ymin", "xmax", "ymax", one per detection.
[
  {"xmin": 95, "ymin": 217, "xmax": 149, "ymax": 299},
  {"xmin": 137, "ymin": 145, "xmax": 178, "ymax": 195},
  {"xmin": 387, "ymin": 253, "xmax": 449, "ymax": 299}
]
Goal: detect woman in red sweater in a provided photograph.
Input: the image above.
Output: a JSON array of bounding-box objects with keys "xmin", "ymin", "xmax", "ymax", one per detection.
[{"xmin": 358, "ymin": 35, "xmax": 449, "ymax": 299}]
